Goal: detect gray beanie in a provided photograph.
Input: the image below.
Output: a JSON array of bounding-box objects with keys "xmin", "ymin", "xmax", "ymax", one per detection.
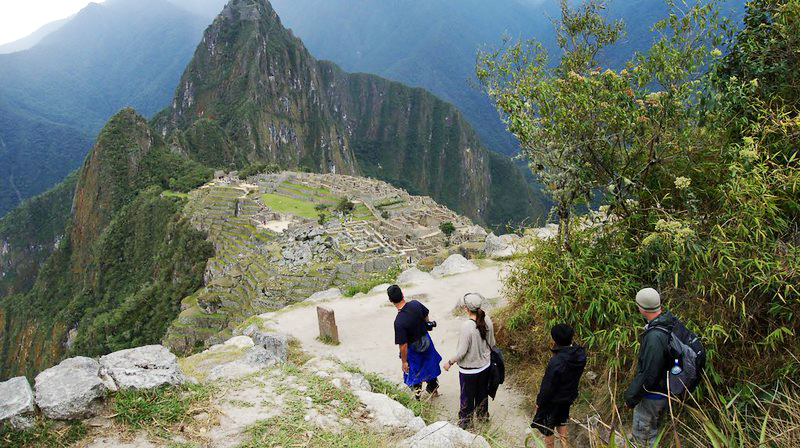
[
  {"xmin": 635, "ymin": 288, "xmax": 661, "ymax": 311},
  {"xmin": 461, "ymin": 293, "xmax": 484, "ymax": 311}
]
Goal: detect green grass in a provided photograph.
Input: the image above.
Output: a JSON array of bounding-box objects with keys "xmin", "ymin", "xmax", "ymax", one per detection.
[
  {"xmin": 316, "ymin": 334, "xmax": 340, "ymax": 346},
  {"xmin": 0, "ymin": 419, "xmax": 87, "ymax": 448},
  {"xmin": 261, "ymin": 193, "xmax": 321, "ymax": 219},
  {"xmin": 161, "ymin": 191, "xmax": 190, "ymax": 199},
  {"xmin": 375, "ymin": 198, "xmax": 405, "ymax": 208},
  {"xmin": 240, "ymin": 364, "xmax": 389, "ymax": 447},
  {"xmin": 341, "ymin": 364, "xmax": 437, "ymax": 423},
  {"xmin": 113, "ymin": 383, "xmax": 215, "ymax": 430},
  {"xmin": 351, "ymin": 203, "xmax": 374, "ymax": 220},
  {"xmin": 343, "ymin": 265, "xmax": 401, "ymax": 297}
]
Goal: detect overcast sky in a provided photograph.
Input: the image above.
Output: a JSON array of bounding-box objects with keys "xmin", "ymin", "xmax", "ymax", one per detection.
[{"xmin": 0, "ymin": 0, "xmax": 104, "ymax": 46}]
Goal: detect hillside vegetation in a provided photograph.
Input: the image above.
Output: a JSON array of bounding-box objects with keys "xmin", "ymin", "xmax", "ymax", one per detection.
[
  {"xmin": 481, "ymin": 0, "xmax": 798, "ymax": 443},
  {"xmin": 154, "ymin": 0, "xmax": 545, "ymax": 227},
  {"xmin": 0, "ymin": 110, "xmax": 214, "ymax": 379},
  {"xmin": 0, "ymin": 0, "xmax": 209, "ymax": 217}
]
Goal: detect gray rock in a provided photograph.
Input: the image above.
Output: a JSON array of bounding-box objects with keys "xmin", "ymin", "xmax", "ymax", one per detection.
[
  {"xmin": 397, "ymin": 268, "xmax": 434, "ymax": 286},
  {"xmin": 251, "ymin": 331, "xmax": 289, "ymax": 363},
  {"xmin": 368, "ymin": 283, "xmax": 393, "ymax": 294},
  {"xmin": 465, "ymin": 225, "xmax": 488, "ymax": 242},
  {"xmin": 307, "ymin": 288, "xmax": 342, "ymax": 303},
  {"xmin": 244, "ymin": 346, "xmax": 278, "ymax": 365},
  {"xmin": 99, "ymin": 345, "xmax": 186, "ymax": 390},
  {"xmin": 207, "ymin": 360, "xmax": 270, "ymax": 381},
  {"xmin": 347, "ymin": 373, "xmax": 372, "ymax": 392},
  {"xmin": 430, "ymin": 254, "xmax": 478, "ymax": 278},
  {"xmin": 354, "ymin": 390, "xmax": 426, "ymax": 433},
  {"xmin": 484, "ymin": 233, "xmax": 512, "ymax": 258},
  {"xmin": 0, "ymin": 376, "xmax": 36, "ymax": 429},
  {"xmin": 35, "ymin": 357, "xmax": 106, "ymax": 420},
  {"xmin": 400, "ymin": 421, "xmax": 491, "ymax": 448}
]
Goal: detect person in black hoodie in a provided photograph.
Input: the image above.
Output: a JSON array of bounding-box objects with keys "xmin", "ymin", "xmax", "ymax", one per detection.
[{"xmin": 531, "ymin": 324, "xmax": 587, "ymax": 448}]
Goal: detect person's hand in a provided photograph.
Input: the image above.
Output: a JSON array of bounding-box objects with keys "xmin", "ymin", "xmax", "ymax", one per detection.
[
  {"xmin": 402, "ymin": 361, "xmax": 410, "ymax": 373},
  {"xmin": 443, "ymin": 361, "xmax": 451, "ymax": 371}
]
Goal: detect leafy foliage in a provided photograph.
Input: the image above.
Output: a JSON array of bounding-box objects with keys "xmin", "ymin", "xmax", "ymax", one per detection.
[
  {"xmin": 439, "ymin": 221, "xmax": 456, "ymax": 239},
  {"xmin": 0, "ymin": 173, "xmax": 77, "ymax": 297},
  {"xmin": 492, "ymin": 0, "xmax": 799, "ymax": 404}
]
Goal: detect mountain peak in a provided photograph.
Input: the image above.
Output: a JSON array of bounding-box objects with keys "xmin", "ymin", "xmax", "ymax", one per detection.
[{"xmin": 220, "ymin": 0, "xmax": 274, "ymax": 22}]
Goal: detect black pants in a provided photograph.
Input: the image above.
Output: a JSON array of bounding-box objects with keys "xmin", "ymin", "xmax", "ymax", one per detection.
[
  {"xmin": 411, "ymin": 377, "xmax": 439, "ymax": 395},
  {"xmin": 459, "ymin": 368, "xmax": 490, "ymax": 428}
]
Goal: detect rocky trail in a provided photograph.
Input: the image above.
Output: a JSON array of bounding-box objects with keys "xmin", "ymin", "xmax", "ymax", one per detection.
[{"xmin": 263, "ymin": 262, "xmax": 536, "ymax": 447}]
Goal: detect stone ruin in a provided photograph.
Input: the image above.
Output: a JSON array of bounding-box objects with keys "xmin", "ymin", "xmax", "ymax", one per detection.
[{"xmin": 163, "ymin": 171, "xmax": 486, "ymax": 354}]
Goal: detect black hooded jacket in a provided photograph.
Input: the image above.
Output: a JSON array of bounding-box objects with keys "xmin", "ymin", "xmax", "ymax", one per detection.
[
  {"xmin": 536, "ymin": 345, "xmax": 587, "ymax": 406},
  {"xmin": 624, "ymin": 310, "xmax": 677, "ymax": 407}
]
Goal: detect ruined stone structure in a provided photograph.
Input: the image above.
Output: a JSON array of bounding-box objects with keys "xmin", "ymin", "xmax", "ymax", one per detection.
[{"xmin": 164, "ymin": 171, "xmax": 480, "ymax": 353}]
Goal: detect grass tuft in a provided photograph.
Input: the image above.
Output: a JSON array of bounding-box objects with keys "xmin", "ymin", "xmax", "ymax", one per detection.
[
  {"xmin": 112, "ymin": 383, "xmax": 215, "ymax": 430},
  {"xmin": 0, "ymin": 419, "xmax": 87, "ymax": 448}
]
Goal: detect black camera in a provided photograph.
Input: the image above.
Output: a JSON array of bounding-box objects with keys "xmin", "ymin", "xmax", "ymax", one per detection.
[{"xmin": 426, "ymin": 320, "xmax": 437, "ymax": 331}]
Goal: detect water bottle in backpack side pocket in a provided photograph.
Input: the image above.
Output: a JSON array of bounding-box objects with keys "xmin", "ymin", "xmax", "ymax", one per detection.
[{"xmin": 670, "ymin": 358, "xmax": 682, "ymax": 375}]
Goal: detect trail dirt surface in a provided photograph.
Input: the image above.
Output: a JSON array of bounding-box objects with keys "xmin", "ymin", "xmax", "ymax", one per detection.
[{"xmin": 267, "ymin": 263, "xmax": 534, "ymax": 446}]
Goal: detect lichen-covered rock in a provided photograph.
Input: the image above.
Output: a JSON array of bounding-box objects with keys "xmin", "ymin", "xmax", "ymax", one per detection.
[
  {"xmin": 224, "ymin": 335, "xmax": 255, "ymax": 349},
  {"xmin": 484, "ymin": 233, "xmax": 513, "ymax": 258},
  {"xmin": 354, "ymin": 390, "xmax": 425, "ymax": 433},
  {"xmin": 307, "ymin": 288, "xmax": 343, "ymax": 303},
  {"xmin": 251, "ymin": 331, "xmax": 288, "ymax": 363},
  {"xmin": 430, "ymin": 254, "xmax": 478, "ymax": 278},
  {"xmin": 368, "ymin": 283, "xmax": 393, "ymax": 294},
  {"xmin": 400, "ymin": 421, "xmax": 491, "ymax": 448},
  {"xmin": 464, "ymin": 225, "xmax": 488, "ymax": 242},
  {"xmin": 0, "ymin": 376, "xmax": 36, "ymax": 428},
  {"xmin": 99, "ymin": 345, "xmax": 186, "ymax": 390},
  {"xmin": 397, "ymin": 268, "xmax": 434, "ymax": 286},
  {"xmin": 34, "ymin": 357, "xmax": 106, "ymax": 420}
]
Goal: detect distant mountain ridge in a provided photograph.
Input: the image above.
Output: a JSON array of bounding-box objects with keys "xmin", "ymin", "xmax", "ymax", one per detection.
[
  {"xmin": 0, "ymin": 16, "xmax": 73, "ymax": 55},
  {"xmin": 0, "ymin": 0, "xmax": 211, "ymax": 217},
  {"xmin": 0, "ymin": 0, "xmax": 543, "ymax": 380},
  {"xmin": 154, "ymin": 0, "xmax": 543, "ymax": 225}
]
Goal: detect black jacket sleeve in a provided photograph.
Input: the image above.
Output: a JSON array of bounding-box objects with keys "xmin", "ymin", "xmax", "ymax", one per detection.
[
  {"xmin": 624, "ymin": 330, "xmax": 668, "ymax": 407},
  {"xmin": 536, "ymin": 357, "xmax": 560, "ymax": 406}
]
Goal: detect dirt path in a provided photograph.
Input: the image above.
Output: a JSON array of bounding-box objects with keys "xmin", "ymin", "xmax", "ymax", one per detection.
[{"xmin": 266, "ymin": 263, "xmax": 535, "ymax": 447}]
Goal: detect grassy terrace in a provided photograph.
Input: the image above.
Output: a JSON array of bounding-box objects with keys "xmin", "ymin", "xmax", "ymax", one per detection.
[{"xmin": 261, "ymin": 193, "xmax": 320, "ymax": 219}]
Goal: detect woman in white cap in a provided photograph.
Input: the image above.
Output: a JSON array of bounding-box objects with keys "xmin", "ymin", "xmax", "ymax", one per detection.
[{"xmin": 443, "ymin": 292, "xmax": 496, "ymax": 429}]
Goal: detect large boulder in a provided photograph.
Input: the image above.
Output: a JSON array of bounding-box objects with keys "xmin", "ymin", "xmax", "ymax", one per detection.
[
  {"xmin": 99, "ymin": 345, "xmax": 186, "ymax": 390},
  {"xmin": 400, "ymin": 421, "xmax": 491, "ymax": 448},
  {"xmin": 307, "ymin": 288, "xmax": 343, "ymax": 303},
  {"xmin": 484, "ymin": 233, "xmax": 514, "ymax": 258},
  {"xmin": 368, "ymin": 283, "xmax": 393, "ymax": 295},
  {"xmin": 397, "ymin": 268, "xmax": 434, "ymax": 286},
  {"xmin": 250, "ymin": 331, "xmax": 289, "ymax": 363},
  {"xmin": 34, "ymin": 357, "xmax": 106, "ymax": 420},
  {"xmin": 354, "ymin": 390, "xmax": 425, "ymax": 433},
  {"xmin": 0, "ymin": 377, "xmax": 36, "ymax": 429},
  {"xmin": 304, "ymin": 357, "xmax": 372, "ymax": 393},
  {"xmin": 430, "ymin": 254, "xmax": 478, "ymax": 278}
]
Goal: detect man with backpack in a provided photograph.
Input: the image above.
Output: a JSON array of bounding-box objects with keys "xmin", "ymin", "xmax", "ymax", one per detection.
[{"xmin": 624, "ymin": 288, "xmax": 705, "ymax": 447}]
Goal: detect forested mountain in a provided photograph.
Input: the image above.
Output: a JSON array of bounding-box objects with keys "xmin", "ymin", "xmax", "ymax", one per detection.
[
  {"xmin": 269, "ymin": 0, "xmax": 744, "ymax": 157},
  {"xmin": 0, "ymin": 0, "xmax": 210, "ymax": 217},
  {"xmin": 154, "ymin": 0, "xmax": 542, "ymax": 226},
  {"xmin": 0, "ymin": 0, "xmax": 543, "ymax": 379}
]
